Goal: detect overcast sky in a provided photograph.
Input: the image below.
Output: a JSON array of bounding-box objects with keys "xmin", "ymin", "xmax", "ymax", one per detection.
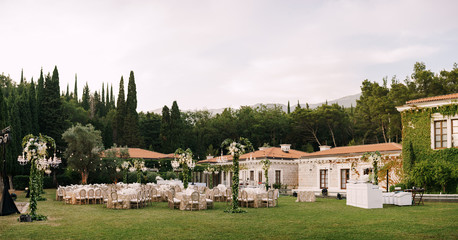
[{"xmin": 1, "ymin": 0, "xmax": 457, "ymax": 112}]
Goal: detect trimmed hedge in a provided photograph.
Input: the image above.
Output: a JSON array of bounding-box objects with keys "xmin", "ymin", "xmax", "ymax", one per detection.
[
  {"xmin": 13, "ymin": 175, "xmax": 54, "ymax": 189},
  {"xmin": 13, "ymin": 175, "xmax": 29, "ymax": 190}
]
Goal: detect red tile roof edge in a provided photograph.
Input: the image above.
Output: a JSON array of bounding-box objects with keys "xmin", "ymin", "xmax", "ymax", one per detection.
[
  {"xmin": 302, "ymin": 143, "xmax": 402, "ymax": 158},
  {"xmin": 405, "ymin": 93, "xmax": 458, "ymax": 104}
]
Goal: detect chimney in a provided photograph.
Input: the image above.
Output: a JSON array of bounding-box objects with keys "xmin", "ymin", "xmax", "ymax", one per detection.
[
  {"xmin": 280, "ymin": 144, "xmax": 291, "ymax": 153},
  {"xmin": 319, "ymin": 145, "xmax": 331, "ymax": 151},
  {"xmin": 206, "ymin": 155, "xmax": 214, "ymax": 160}
]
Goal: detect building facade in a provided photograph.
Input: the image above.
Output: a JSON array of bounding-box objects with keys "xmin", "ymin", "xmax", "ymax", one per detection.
[{"xmin": 296, "ymin": 143, "xmax": 402, "ymax": 195}]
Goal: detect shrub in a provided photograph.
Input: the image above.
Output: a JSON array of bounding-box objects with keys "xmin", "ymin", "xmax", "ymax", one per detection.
[
  {"xmin": 160, "ymin": 171, "xmax": 177, "ymax": 180},
  {"xmin": 273, "ymin": 183, "xmax": 282, "ymax": 189},
  {"xmin": 13, "ymin": 175, "xmax": 29, "ymax": 190},
  {"xmin": 145, "ymin": 172, "xmax": 159, "ymax": 183},
  {"xmin": 43, "ymin": 176, "xmax": 54, "ymax": 188}
]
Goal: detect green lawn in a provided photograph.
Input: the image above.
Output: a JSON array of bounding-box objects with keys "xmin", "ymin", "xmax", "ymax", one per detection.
[{"xmin": 1, "ymin": 189, "xmax": 457, "ymax": 240}]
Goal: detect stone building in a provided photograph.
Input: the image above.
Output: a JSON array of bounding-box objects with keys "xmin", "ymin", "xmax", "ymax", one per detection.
[
  {"xmin": 296, "ymin": 143, "xmax": 402, "ymax": 195},
  {"xmin": 198, "ymin": 144, "xmax": 309, "ymax": 189}
]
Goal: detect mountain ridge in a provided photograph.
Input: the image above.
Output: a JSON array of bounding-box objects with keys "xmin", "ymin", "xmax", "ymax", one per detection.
[{"xmin": 150, "ymin": 93, "xmax": 361, "ymax": 115}]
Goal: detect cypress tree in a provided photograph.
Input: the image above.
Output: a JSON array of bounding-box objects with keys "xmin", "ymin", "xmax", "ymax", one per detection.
[
  {"xmin": 36, "ymin": 68, "xmax": 44, "ymax": 132},
  {"xmin": 287, "ymin": 101, "xmax": 291, "ymax": 114},
  {"xmin": 66, "ymin": 83, "xmax": 70, "ymax": 100},
  {"xmin": 160, "ymin": 105, "xmax": 171, "ymax": 153},
  {"xmin": 114, "ymin": 76, "xmax": 126, "ymax": 145},
  {"xmin": 74, "ymin": 74, "xmax": 78, "ymax": 102},
  {"xmin": 40, "ymin": 66, "xmax": 64, "ymax": 148},
  {"xmin": 82, "ymin": 82, "xmax": 90, "ymax": 110},
  {"xmin": 102, "ymin": 82, "xmax": 105, "ymax": 105},
  {"xmin": 6, "ymin": 90, "xmax": 24, "ymax": 175},
  {"xmin": 170, "ymin": 101, "xmax": 183, "ymax": 150},
  {"xmin": 110, "ymin": 84, "xmax": 115, "ymax": 109},
  {"xmin": 28, "ymin": 79, "xmax": 39, "ymax": 135},
  {"xmin": 124, "ymin": 71, "xmax": 142, "ymax": 147},
  {"xmin": 17, "ymin": 80, "xmax": 32, "ymax": 136}
]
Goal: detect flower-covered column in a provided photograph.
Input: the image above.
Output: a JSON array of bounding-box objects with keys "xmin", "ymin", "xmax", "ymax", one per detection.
[
  {"xmin": 20, "ymin": 134, "xmax": 55, "ymax": 221},
  {"xmin": 130, "ymin": 159, "xmax": 146, "ymax": 183},
  {"xmin": 222, "ymin": 137, "xmax": 253, "ymax": 213},
  {"xmin": 174, "ymin": 148, "xmax": 193, "ymax": 189},
  {"xmin": 362, "ymin": 151, "xmax": 382, "ymax": 185},
  {"xmin": 261, "ymin": 159, "xmax": 271, "ymax": 191}
]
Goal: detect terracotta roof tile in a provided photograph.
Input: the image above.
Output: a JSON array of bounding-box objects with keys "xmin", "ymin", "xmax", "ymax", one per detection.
[
  {"xmin": 198, "ymin": 147, "xmax": 309, "ymax": 164},
  {"xmin": 405, "ymin": 93, "xmax": 458, "ymax": 104},
  {"xmin": 302, "ymin": 143, "xmax": 402, "ymax": 158}
]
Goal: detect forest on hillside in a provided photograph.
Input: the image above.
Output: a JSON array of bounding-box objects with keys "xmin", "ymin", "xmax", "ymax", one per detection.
[{"xmin": 0, "ymin": 62, "xmax": 457, "ymax": 178}]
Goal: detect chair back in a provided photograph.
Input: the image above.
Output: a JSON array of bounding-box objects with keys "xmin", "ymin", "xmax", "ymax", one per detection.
[
  {"xmin": 213, "ymin": 188, "xmax": 220, "ymax": 196},
  {"xmin": 95, "ymin": 189, "xmax": 102, "ymax": 197},
  {"xmin": 268, "ymin": 190, "xmax": 274, "ymax": 199},
  {"xmin": 170, "ymin": 188, "xmax": 176, "ymax": 197},
  {"xmin": 226, "ymin": 188, "xmax": 231, "ymax": 197},
  {"xmin": 274, "ymin": 189, "xmax": 279, "ymax": 199},
  {"xmin": 241, "ymin": 190, "xmax": 247, "ymax": 200},
  {"xmin": 152, "ymin": 188, "xmax": 158, "ymax": 196},
  {"xmin": 58, "ymin": 187, "xmax": 63, "ymax": 196},
  {"xmin": 175, "ymin": 185, "xmax": 182, "ymax": 193},
  {"xmin": 111, "ymin": 191, "xmax": 118, "ymax": 201},
  {"xmin": 167, "ymin": 191, "xmax": 173, "ymax": 202},
  {"xmin": 80, "ymin": 189, "xmax": 87, "ymax": 198},
  {"xmin": 88, "ymin": 189, "xmax": 94, "ymax": 197},
  {"xmin": 191, "ymin": 191, "xmax": 199, "ymax": 202}
]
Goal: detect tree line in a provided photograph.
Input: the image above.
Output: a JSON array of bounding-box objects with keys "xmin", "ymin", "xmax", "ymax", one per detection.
[{"xmin": 0, "ymin": 62, "xmax": 456, "ymax": 178}]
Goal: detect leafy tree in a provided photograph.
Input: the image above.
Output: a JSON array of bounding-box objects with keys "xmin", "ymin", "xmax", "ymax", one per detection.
[
  {"xmin": 440, "ymin": 63, "xmax": 458, "ymax": 93},
  {"xmin": 139, "ymin": 112, "xmax": 161, "ymax": 151},
  {"xmin": 62, "ymin": 123, "xmax": 103, "ymax": 184},
  {"xmin": 434, "ymin": 159, "xmax": 456, "ymax": 193}
]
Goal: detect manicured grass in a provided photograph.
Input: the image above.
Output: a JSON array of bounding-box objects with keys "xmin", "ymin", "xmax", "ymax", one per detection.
[{"xmin": 1, "ymin": 189, "xmax": 457, "ymax": 239}]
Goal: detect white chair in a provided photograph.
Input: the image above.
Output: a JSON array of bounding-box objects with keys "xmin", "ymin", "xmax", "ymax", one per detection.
[
  {"xmin": 167, "ymin": 191, "xmax": 180, "ymax": 209},
  {"xmin": 94, "ymin": 189, "xmax": 103, "ymax": 204},
  {"xmin": 87, "ymin": 189, "xmax": 95, "ymax": 204},
  {"xmin": 75, "ymin": 189, "xmax": 87, "ymax": 205},
  {"xmin": 111, "ymin": 192, "xmax": 122, "ymax": 209},
  {"xmin": 190, "ymin": 191, "xmax": 200, "ymax": 211},
  {"xmin": 63, "ymin": 189, "xmax": 72, "ymax": 204},
  {"xmin": 262, "ymin": 190, "xmax": 275, "ymax": 208},
  {"xmin": 130, "ymin": 192, "xmax": 142, "ymax": 209}
]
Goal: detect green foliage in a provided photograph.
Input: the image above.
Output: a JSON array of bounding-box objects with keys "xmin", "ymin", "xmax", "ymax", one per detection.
[
  {"xmin": 81, "ymin": 82, "xmax": 90, "ymax": 111},
  {"xmin": 13, "ymin": 175, "xmax": 29, "ymax": 190},
  {"xmin": 124, "ymin": 71, "xmax": 142, "ymax": 147},
  {"xmin": 39, "ymin": 67, "xmax": 65, "ymax": 149},
  {"xmin": 402, "ymin": 107, "xmax": 458, "ymax": 193},
  {"xmin": 115, "ymin": 76, "xmax": 126, "ymax": 145},
  {"xmin": 62, "ymin": 123, "xmax": 103, "ymax": 184},
  {"xmin": 221, "ymin": 137, "xmax": 253, "ymax": 213},
  {"xmin": 145, "ymin": 171, "xmax": 159, "ymax": 183},
  {"xmin": 160, "ymin": 171, "xmax": 177, "ymax": 180}
]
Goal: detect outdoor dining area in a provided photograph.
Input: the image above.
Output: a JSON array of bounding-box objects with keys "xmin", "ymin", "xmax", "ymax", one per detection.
[{"xmin": 55, "ymin": 182, "xmax": 279, "ymax": 211}]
